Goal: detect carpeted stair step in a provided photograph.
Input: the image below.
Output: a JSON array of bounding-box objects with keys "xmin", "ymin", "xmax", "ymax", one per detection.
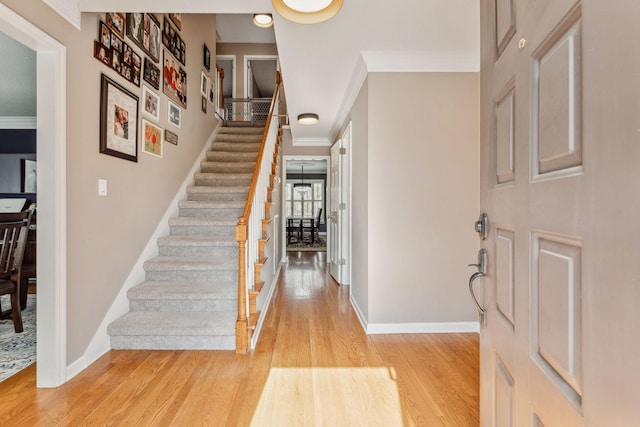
[
  {"xmin": 194, "ymin": 172, "xmax": 253, "ymax": 187},
  {"xmin": 158, "ymin": 235, "xmax": 237, "ymax": 257},
  {"xmin": 210, "ymin": 142, "xmax": 261, "ymax": 152},
  {"xmin": 218, "ymin": 126, "xmax": 264, "ymax": 134},
  {"xmin": 200, "ymin": 161, "xmax": 255, "ymax": 173},
  {"xmin": 186, "ymin": 185, "xmax": 248, "ymax": 202},
  {"xmin": 178, "ymin": 200, "xmax": 244, "ymax": 218},
  {"xmin": 205, "ymin": 151, "xmax": 258, "ymax": 163},
  {"xmin": 127, "ymin": 281, "xmax": 237, "ymax": 312},
  {"xmin": 144, "ymin": 256, "xmax": 238, "ymax": 282},
  {"xmin": 168, "ymin": 217, "xmax": 236, "ymax": 237},
  {"xmin": 108, "ymin": 311, "xmax": 236, "ymax": 350}
]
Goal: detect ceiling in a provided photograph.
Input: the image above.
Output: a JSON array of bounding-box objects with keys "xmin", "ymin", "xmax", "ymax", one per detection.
[{"xmin": 78, "ymin": 0, "xmax": 480, "ymax": 146}]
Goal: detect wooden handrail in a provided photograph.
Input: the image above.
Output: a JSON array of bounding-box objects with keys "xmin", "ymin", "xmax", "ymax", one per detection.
[{"xmin": 235, "ymin": 77, "xmax": 282, "ymax": 353}]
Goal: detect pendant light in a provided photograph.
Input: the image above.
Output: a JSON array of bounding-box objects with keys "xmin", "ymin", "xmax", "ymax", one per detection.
[{"xmin": 293, "ymin": 165, "xmax": 311, "ymax": 196}]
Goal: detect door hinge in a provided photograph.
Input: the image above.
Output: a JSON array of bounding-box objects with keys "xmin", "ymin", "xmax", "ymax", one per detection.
[
  {"xmin": 339, "ymin": 147, "xmax": 347, "ymax": 155},
  {"xmin": 338, "ymin": 258, "xmax": 346, "ymax": 265},
  {"xmin": 338, "ymin": 202, "xmax": 346, "ymax": 210}
]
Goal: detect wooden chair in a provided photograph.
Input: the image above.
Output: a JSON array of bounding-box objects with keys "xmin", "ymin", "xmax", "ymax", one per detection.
[
  {"xmin": 0, "ymin": 211, "xmax": 31, "ymax": 333},
  {"xmin": 301, "ymin": 208, "xmax": 322, "ymax": 243},
  {"xmin": 286, "ymin": 218, "xmax": 302, "ymax": 244}
]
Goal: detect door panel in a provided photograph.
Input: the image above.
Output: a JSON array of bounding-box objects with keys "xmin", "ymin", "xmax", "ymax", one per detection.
[
  {"xmin": 329, "ymin": 141, "xmax": 341, "ymax": 281},
  {"xmin": 480, "ymin": 0, "xmax": 640, "ymax": 425}
]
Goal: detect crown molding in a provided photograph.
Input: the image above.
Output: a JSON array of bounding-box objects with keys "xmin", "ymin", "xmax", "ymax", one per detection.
[
  {"xmin": 0, "ymin": 116, "xmax": 37, "ymax": 129},
  {"xmin": 329, "ymin": 50, "xmax": 480, "ymax": 142},
  {"xmin": 294, "ymin": 138, "xmax": 331, "ymax": 147},
  {"xmin": 44, "ymin": 0, "xmax": 81, "ymax": 30}
]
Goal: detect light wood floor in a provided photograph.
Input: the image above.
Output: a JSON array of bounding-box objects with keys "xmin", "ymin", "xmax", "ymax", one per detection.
[{"xmin": 0, "ymin": 252, "xmax": 479, "ymax": 426}]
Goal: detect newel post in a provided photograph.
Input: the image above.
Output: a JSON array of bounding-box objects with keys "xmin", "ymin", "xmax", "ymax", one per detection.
[{"xmin": 235, "ymin": 219, "xmax": 249, "ymax": 354}]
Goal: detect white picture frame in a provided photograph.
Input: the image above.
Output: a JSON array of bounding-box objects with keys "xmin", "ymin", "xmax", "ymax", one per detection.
[
  {"xmin": 200, "ymin": 70, "xmax": 208, "ymax": 97},
  {"xmin": 168, "ymin": 100, "xmax": 181, "ymax": 128},
  {"xmin": 141, "ymin": 85, "xmax": 160, "ymax": 121},
  {"xmin": 141, "ymin": 118, "xmax": 163, "ymax": 158}
]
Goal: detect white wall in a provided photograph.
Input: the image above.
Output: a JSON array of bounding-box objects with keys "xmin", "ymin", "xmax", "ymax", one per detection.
[{"xmin": 349, "ymin": 72, "xmax": 480, "ymax": 332}]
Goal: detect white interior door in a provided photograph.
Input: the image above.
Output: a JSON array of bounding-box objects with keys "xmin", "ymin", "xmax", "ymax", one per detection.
[
  {"xmin": 329, "ymin": 140, "xmax": 342, "ymax": 282},
  {"xmin": 329, "ymin": 123, "xmax": 352, "ymax": 285},
  {"xmin": 480, "ymin": 1, "xmax": 640, "ymax": 425}
]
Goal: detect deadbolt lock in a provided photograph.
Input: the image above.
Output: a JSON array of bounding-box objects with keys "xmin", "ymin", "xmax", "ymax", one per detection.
[{"xmin": 475, "ymin": 213, "xmax": 489, "ymax": 240}]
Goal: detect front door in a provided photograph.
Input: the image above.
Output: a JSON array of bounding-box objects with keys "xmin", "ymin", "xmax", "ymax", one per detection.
[
  {"xmin": 329, "ymin": 139, "xmax": 342, "ymax": 282},
  {"xmin": 329, "ymin": 123, "xmax": 352, "ymax": 285},
  {"xmin": 480, "ymin": 0, "xmax": 640, "ymax": 425}
]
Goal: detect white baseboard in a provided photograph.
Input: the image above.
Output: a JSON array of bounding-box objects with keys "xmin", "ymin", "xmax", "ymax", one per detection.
[
  {"xmin": 77, "ymin": 123, "xmax": 222, "ymax": 375},
  {"xmin": 366, "ymin": 321, "xmax": 479, "ymax": 334},
  {"xmin": 65, "ymin": 355, "xmax": 86, "ymax": 381},
  {"xmin": 350, "ymin": 294, "xmax": 368, "ymax": 333},
  {"xmin": 251, "ymin": 260, "xmax": 282, "ymax": 349}
]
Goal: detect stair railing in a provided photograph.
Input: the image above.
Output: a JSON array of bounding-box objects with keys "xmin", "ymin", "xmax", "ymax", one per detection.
[{"xmin": 235, "ymin": 76, "xmax": 282, "ymax": 353}]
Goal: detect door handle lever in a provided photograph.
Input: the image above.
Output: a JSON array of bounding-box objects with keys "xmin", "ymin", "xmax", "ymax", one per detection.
[{"xmin": 468, "ymin": 271, "xmax": 486, "ymax": 326}]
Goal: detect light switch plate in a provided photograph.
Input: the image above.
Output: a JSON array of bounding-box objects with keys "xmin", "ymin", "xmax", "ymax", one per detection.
[{"xmin": 98, "ymin": 179, "xmax": 107, "ymax": 196}]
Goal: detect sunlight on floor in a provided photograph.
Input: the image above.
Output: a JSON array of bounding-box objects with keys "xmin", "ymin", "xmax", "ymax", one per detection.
[{"xmin": 251, "ymin": 367, "xmax": 403, "ymax": 426}]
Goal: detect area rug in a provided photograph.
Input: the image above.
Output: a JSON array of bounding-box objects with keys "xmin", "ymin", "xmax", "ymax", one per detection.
[
  {"xmin": 287, "ymin": 236, "xmax": 327, "ymax": 252},
  {"xmin": 0, "ymin": 295, "xmax": 36, "ymax": 382}
]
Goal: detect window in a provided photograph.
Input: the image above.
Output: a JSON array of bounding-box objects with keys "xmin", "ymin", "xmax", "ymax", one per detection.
[{"xmin": 285, "ymin": 180, "xmax": 324, "ymax": 220}]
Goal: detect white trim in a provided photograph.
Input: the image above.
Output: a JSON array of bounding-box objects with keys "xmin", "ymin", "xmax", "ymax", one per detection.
[
  {"xmin": 65, "ymin": 356, "xmax": 86, "ymax": 381},
  {"xmin": 0, "ymin": 116, "xmax": 37, "ymax": 129},
  {"xmin": 329, "ymin": 54, "xmax": 368, "ymax": 144},
  {"xmin": 350, "ymin": 293, "xmax": 368, "ymax": 333},
  {"xmin": 366, "ymin": 321, "xmax": 480, "ymax": 334},
  {"xmin": 43, "ymin": 0, "xmax": 81, "ymax": 30},
  {"xmin": 215, "ymin": 54, "xmax": 237, "ymax": 98},
  {"xmin": 243, "ymin": 54, "xmax": 279, "ymax": 98},
  {"xmin": 329, "ymin": 50, "xmax": 480, "ymax": 143},
  {"xmin": 81, "ymin": 123, "xmax": 223, "ymax": 371},
  {"xmin": 294, "ymin": 138, "xmax": 331, "ymax": 147},
  {"xmin": 250, "ymin": 261, "xmax": 283, "ymax": 349},
  {"xmin": 0, "ymin": 3, "xmax": 68, "ymax": 388}
]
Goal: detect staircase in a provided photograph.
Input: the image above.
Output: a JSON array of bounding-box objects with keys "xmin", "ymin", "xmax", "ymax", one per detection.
[{"xmin": 107, "ymin": 126, "xmax": 266, "ymax": 350}]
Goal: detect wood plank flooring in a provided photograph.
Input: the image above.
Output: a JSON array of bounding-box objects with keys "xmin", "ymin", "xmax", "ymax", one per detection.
[{"xmin": 0, "ymin": 251, "xmax": 479, "ymax": 426}]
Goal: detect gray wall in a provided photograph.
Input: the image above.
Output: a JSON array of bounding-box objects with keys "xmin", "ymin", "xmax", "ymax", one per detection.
[
  {"xmin": 1, "ymin": 0, "xmax": 219, "ymax": 362},
  {"xmin": 348, "ymin": 72, "xmax": 480, "ymax": 327},
  {"xmin": 0, "ymin": 31, "xmax": 35, "ymax": 117}
]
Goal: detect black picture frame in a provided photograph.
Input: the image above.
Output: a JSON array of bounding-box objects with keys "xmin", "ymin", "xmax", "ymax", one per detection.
[
  {"xmin": 126, "ymin": 13, "xmax": 161, "ymax": 63},
  {"xmin": 100, "ymin": 74, "xmax": 139, "ymax": 162},
  {"xmin": 143, "ymin": 57, "xmax": 161, "ymax": 90},
  {"xmin": 162, "ymin": 17, "xmax": 186, "ymax": 66},
  {"xmin": 203, "ymin": 44, "xmax": 210, "ymax": 71}
]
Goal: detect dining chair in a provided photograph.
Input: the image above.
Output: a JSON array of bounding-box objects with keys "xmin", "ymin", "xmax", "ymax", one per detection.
[
  {"xmin": 0, "ymin": 211, "xmax": 31, "ymax": 333},
  {"xmin": 301, "ymin": 208, "xmax": 322, "ymax": 243}
]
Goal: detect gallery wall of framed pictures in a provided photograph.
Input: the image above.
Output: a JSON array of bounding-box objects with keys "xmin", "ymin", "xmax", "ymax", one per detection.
[{"xmin": 95, "ymin": 12, "xmax": 219, "ymax": 161}]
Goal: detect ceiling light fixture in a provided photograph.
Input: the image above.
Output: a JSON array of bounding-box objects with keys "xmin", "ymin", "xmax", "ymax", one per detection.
[
  {"xmin": 252, "ymin": 13, "xmax": 274, "ymax": 28},
  {"xmin": 272, "ymin": 0, "xmax": 343, "ymax": 24},
  {"xmin": 297, "ymin": 113, "xmax": 319, "ymax": 125}
]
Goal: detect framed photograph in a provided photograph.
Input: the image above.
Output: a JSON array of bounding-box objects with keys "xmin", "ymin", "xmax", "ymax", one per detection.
[
  {"xmin": 123, "ymin": 43, "xmax": 132, "ymax": 64},
  {"xmin": 169, "ymin": 13, "xmax": 182, "ymax": 30},
  {"xmin": 208, "ymin": 77, "xmax": 215, "ymax": 105},
  {"xmin": 162, "ymin": 17, "xmax": 186, "ymax": 66},
  {"xmin": 21, "ymin": 159, "xmax": 37, "ymax": 193},
  {"xmin": 141, "ymin": 119, "xmax": 163, "ymax": 158},
  {"xmin": 142, "ymin": 85, "xmax": 160, "ymax": 121},
  {"xmin": 168, "ymin": 100, "xmax": 181, "ymax": 128},
  {"xmin": 126, "ymin": 13, "xmax": 161, "ymax": 63},
  {"xmin": 143, "ymin": 57, "xmax": 161, "ymax": 90},
  {"xmin": 203, "ymin": 44, "xmax": 210, "ymax": 71},
  {"xmin": 132, "ymin": 64, "xmax": 141, "ymax": 87},
  {"xmin": 201, "ymin": 96, "xmax": 207, "ymax": 113},
  {"xmin": 163, "ymin": 49, "xmax": 187, "ymax": 108},
  {"xmin": 111, "ymin": 49, "xmax": 122, "ymax": 73},
  {"xmin": 165, "ymin": 129, "xmax": 178, "ymax": 145},
  {"xmin": 100, "ymin": 74, "xmax": 138, "ymax": 162},
  {"xmin": 200, "ymin": 70, "xmax": 208, "ymax": 96},
  {"xmin": 120, "ymin": 63, "xmax": 132, "ymax": 81},
  {"xmin": 110, "ymin": 33, "xmax": 123, "ymax": 53},
  {"xmin": 94, "ymin": 41, "xmax": 111, "ymax": 66},
  {"xmin": 106, "ymin": 13, "xmax": 125, "ymax": 38},
  {"xmin": 100, "ymin": 21, "xmax": 111, "ymax": 48}
]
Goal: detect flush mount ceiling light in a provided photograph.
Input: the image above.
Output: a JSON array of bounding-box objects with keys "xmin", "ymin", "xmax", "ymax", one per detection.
[
  {"xmin": 252, "ymin": 13, "xmax": 274, "ymax": 28},
  {"xmin": 272, "ymin": 0, "xmax": 343, "ymax": 24},
  {"xmin": 297, "ymin": 113, "xmax": 319, "ymax": 125}
]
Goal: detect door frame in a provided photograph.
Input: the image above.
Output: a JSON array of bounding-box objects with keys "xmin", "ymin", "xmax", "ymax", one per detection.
[
  {"xmin": 0, "ymin": 4, "xmax": 68, "ymax": 387},
  {"xmin": 243, "ymin": 55, "xmax": 278, "ymax": 98},
  {"xmin": 281, "ymin": 155, "xmax": 330, "ymax": 262}
]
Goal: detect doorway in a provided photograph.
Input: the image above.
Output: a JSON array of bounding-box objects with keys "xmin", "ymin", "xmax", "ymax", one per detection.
[
  {"xmin": 0, "ymin": 4, "xmax": 67, "ymax": 387},
  {"xmin": 244, "ymin": 55, "xmax": 278, "ymax": 99}
]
